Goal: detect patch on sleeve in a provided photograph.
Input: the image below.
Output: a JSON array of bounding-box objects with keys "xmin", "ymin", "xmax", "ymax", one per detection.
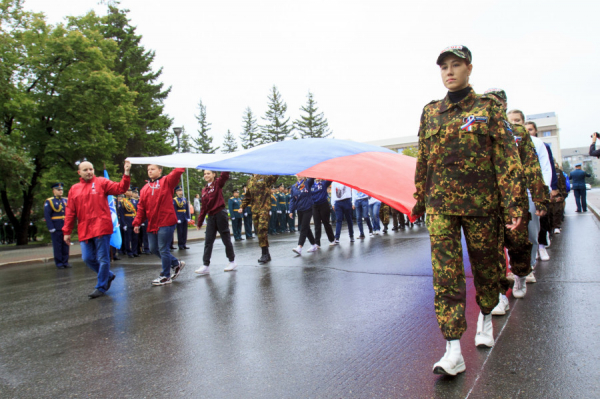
[{"xmin": 503, "ymin": 120, "xmax": 513, "ymax": 133}]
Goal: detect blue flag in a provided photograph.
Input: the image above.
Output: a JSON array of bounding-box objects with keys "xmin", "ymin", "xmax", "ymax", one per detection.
[{"xmin": 104, "ymin": 170, "xmax": 122, "ymax": 249}]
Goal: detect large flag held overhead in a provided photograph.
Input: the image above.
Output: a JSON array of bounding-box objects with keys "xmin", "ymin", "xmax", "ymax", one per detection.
[
  {"xmin": 104, "ymin": 169, "xmax": 122, "ymax": 249},
  {"xmin": 127, "ymin": 138, "xmax": 418, "ymax": 219}
]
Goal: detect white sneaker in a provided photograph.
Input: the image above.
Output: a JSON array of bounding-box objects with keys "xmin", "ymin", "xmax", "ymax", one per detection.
[
  {"xmin": 526, "ymin": 271, "xmax": 536, "ymax": 283},
  {"xmin": 194, "ymin": 265, "xmax": 210, "ymax": 275},
  {"xmin": 491, "ymin": 294, "xmax": 510, "ymax": 316},
  {"xmin": 538, "ymin": 246, "xmax": 550, "ymax": 261},
  {"xmin": 506, "ymin": 271, "xmax": 515, "ymax": 282},
  {"xmin": 292, "ymin": 246, "xmax": 302, "ymax": 255},
  {"xmin": 369, "ymin": 232, "xmax": 374, "ymax": 237},
  {"xmin": 307, "ymin": 244, "xmax": 318, "ymax": 253},
  {"xmin": 554, "ymin": 228, "xmax": 561, "ymax": 234},
  {"xmin": 513, "ymin": 276, "xmax": 527, "ymax": 298},
  {"xmin": 432, "ymin": 340, "xmax": 465, "ymax": 376},
  {"xmin": 375, "ymin": 230, "xmax": 380, "ymax": 235},
  {"xmin": 224, "ymin": 261, "xmax": 237, "ymax": 272},
  {"xmin": 475, "ymin": 312, "xmax": 494, "ymax": 347},
  {"xmin": 330, "ymin": 240, "xmax": 339, "ymax": 246}
]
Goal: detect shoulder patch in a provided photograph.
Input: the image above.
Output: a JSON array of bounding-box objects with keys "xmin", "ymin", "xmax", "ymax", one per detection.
[{"xmin": 503, "ymin": 120, "xmax": 513, "ymax": 133}]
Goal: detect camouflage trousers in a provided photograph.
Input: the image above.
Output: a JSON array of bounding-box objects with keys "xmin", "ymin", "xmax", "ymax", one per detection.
[
  {"xmin": 379, "ymin": 204, "xmax": 390, "ymax": 227},
  {"xmin": 548, "ymin": 200, "xmax": 564, "ymax": 230},
  {"xmin": 498, "ymin": 211, "xmax": 532, "ymax": 294},
  {"xmin": 426, "ymin": 214, "xmax": 502, "ymax": 340},
  {"xmin": 253, "ymin": 210, "xmax": 270, "ymax": 248}
]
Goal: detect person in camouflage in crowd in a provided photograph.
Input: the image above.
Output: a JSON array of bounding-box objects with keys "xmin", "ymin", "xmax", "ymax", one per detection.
[
  {"xmin": 411, "ymin": 45, "xmax": 525, "ymax": 376},
  {"xmin": 379, "ymin": 203, "xmax": 390, "ymax": 233},
  {"xmin": 484, "ymin": 89, "xmax": 549, "ymax": 314},
  {"xmin": 550, "ymin": 162, "xmax": 568, "ymax": 233},
  {"xmin": 240, "ymin": 175, "xmax": 278, "ymax": 263}
]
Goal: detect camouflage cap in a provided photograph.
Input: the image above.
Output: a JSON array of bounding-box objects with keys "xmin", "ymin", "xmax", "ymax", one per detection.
[
  {"xmin": 436, "ymin": 45, "xmax": 472, "ymax": 65},
  {"xmin": 484, "ymin": 88, "xmax": 507, "ymax": 102}
]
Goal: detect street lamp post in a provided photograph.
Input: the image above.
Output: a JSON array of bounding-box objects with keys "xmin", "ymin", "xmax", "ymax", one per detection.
[{"xmin": 172, "ymin": 127, "xmax": 185, "ymax": 200}]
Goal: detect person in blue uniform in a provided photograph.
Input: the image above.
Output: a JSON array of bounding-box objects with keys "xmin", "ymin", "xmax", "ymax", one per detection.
[
  {"xmin": 286, "ymin": 186, "xmax": 296, "ymax": 232},
  {"xmin": 173, "ymin": 186, "xmax": 191, "ymax": 249},
  {"xmin": 228, "ymin": 189, "xmax": 244, "ymax": 241},
  {"xmin": 241, "ymin": 184, "xmax": 253, "ymax": 238},
  {"xmin": 43, "ymin": 183, "xmax": 70, "ymax": 268},
  {"xmin": 277, "ymin": 184, "xmax": 288, "ymax": 233},
  {"xmin": 119, "ymin": 186, "xmax": 139, "ymax": 258},
  {"xmin": 269, "ymin": 186, "xmax": 278, "ymax": 235}
]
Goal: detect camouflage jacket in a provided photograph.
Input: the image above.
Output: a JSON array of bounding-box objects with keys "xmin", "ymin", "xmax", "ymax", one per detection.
[
  {"xmin": 413, "ymin": 90, "xmax": 525, "ymax": 218},
  {"xmin": 240, "ymin": 175, "xmax": 278, "ymax": 214},
  {"xmin": 512, "ymin": 124, "xmax": 550, "ymax": 212},
  {"xmin": 555, "ymin": 168, "xmax": 568, "ymax": 200}
]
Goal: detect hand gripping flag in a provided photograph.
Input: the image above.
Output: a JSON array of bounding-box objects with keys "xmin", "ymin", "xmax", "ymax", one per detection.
[
  {"xmin": 104, "ymin": 169, "xmax": 122, "ymax": 249},
  {"xmin": 127, "ymin": 138, "xmax": 418, "ymax": 221}
]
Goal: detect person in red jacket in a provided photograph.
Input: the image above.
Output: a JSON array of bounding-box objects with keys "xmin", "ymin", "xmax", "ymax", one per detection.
[
  {"xmin": 133, "ymin": 164, "xmax": 186, "ymax": 286},
  {"xmin": 63, "ymin": 160, "xmax": 131, "ymax": 299},
  {"xmin": 194, "ymin": 170, "xmax": 236, "ymax": 274}
]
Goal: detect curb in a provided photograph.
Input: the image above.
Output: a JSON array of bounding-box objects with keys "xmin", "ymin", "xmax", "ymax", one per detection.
[{"xmin": 588, "ymin": 203, "xmax": 600, "ymax": 221}]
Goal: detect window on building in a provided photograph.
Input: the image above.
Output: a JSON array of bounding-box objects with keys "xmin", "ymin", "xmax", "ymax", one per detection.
[{"xmin": 542, "ymin": 131, "xmax": 552, "ymax": 137}]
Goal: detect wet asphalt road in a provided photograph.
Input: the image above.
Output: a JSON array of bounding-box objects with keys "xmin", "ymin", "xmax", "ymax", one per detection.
[{"xmin": 1, "ymin": 199, "xmax": 600, "ymax": 398}]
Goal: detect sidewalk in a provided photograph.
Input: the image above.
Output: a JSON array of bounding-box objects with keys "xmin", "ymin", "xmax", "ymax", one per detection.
[{"xmin": 0, "ymin": 225, "xmax": 216, "ymax": 267}]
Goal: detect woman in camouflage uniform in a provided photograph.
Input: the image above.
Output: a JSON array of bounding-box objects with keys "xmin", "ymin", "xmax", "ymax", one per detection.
[
  {"xmin": 411, "ymin": 45, "xmax": 524, "ymax": 376},
  {"xmin": 240, "ymin": 174, "xmax": 278, "ymax": 263}
]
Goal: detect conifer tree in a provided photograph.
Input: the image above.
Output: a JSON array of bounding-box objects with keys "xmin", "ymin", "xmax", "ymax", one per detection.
[
  {"xmin": 193, "ymin": 99, "xmax": 219, "ymax": 154},
  {"xmin": 261, "ymin": 86, "xmax": 294, "ymax": 143},
  {"xmin": 240, "ymin": 107, "xmax": 261, "ymax": 149},
  {"xmin": 222, "ymin": 130, "xmax": 238, "ymax": 153},
  {"xmin": 294, "ymin": 92, "xmax": 332, "ymax": 139}
]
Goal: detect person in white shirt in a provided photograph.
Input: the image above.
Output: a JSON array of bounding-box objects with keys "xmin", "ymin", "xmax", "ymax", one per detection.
[{"xmin": 330, "ymin": 182, "xmax": 355, "ymax": 244}]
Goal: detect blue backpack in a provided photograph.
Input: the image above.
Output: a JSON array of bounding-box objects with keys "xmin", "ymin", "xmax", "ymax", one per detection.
[{"xmin": 563, "ymin": 172, "xmax": 571, "ymax": 193}]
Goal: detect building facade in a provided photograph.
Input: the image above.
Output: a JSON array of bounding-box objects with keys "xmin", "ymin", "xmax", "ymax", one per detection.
[{"xmin": 561, "ymin": 146, "xmax": 599, "ymax": 179}]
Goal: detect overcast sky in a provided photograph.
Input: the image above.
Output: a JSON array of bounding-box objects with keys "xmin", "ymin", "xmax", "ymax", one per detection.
[{"xmin": 25, "ymin": 0, "xmax": 600, "ymax": 152}]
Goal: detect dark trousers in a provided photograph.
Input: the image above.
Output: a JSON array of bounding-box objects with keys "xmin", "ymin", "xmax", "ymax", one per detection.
[
  {"xmin": 312, "ymin": 201, "xmax": 335, "ymax": 246},
  {"xmin": 278, "ymin": 210, "xmax": 287, "ymax": 232},
  {"xmin": 269, "ymin": 209, "xmax": 277, "ymax": 234},
  {"xmin": 573, "ymin": 188, "xmax": 587, "ymax": 212},
  {"xmin": 334, "ymin": 199, "xmax": 354, "ymax": 239},
  {"xmin": 123, "ymin": 224, "xmax": 138, "ymax": 255},
  {"xmin": 51, "ymin": 230, "xmax": 70, "ymax": 267},
  {"xmin": 203, "ymin": 209, "xmax": 235, "ymax": 266},
  {"xmin": 243, "ymin": 210, "xmax": 253, "ymax": 238},
  {"xmin": 538, "ymin": 215, "xmax": 551, "ymax": 246},
  {"xmin": 232, "ymin": 217, "xmax": 243, "ymax": 240},
  {"xmin": 297, "ymin": 208, "xmax": 315, "ymax": 247},
  {"xmin": 140, "ymin": 225, "xmax": 150, "ymax": 253},
  {"xmin": 176, "ymin": 220, "xmax": 188, "ymax": 248}
]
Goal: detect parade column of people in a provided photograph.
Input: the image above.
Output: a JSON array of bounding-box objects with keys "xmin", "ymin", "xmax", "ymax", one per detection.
[
  {"xmin": 132, "ymin": 164, "xmax": 186, "ymax": 286},
  {"xmin": 411, "ymin": 45, "xmax": 524, "ymax": 376},
  {"xmin": 63, "ymin": 161, "xmax": 131, "ymax": 298}
]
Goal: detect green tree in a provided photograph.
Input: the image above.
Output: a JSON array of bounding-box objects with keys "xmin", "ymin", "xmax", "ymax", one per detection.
[
  {"xmin": 97, "ymin": 4, "xmax": 175, "ymax": 184},
  {"xmin": 193, "ymin": 99, "xmax": 219, "ymax": 154},
  {"xmin": 240, "ymin": 107, "xmax": 261, "ymax": 149},
  {"xmin": 1, "ymin": 2, "xmax": 137, "ymax": 245},
  {"xmin": 401, "ymin": 147, "xmax": 419, "ymax": 157},
  {"xmin": 261, "ymin": 85, "xmax": 293, "ymax": 143},
  {"xmin": 584, "ymin": 163, "xmax": 596, "ymax": 186},
  {"xmin": 562, "ymin": 161, "xmax": 573, "ymax": 175},
  {"xmin": 294, "ymin": 91, "xmax": 332, "ymax": 139},
  {"xmin": 222, "ymin": 129, "xmax": 238, "ymax": 153}
]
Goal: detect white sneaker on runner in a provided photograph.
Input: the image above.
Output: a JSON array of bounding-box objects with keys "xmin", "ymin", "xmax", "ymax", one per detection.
[
  {"xmin": 491, "ymin": 294, "xmax": 510, "ymax": 316},
  {"xmin": 526, "ymin": 271, "xmax": 536, "ymax": 283},
  {"xmin": 538, "ymin": 246, "xmax": 550, "ymax": 261},
  {"xmin": 224, "ymin": 261, "xmax": 237, "ymax": 272},
  {"xmin": 292, "ymin": 246, "xmax": 302, "ymax": 255},
  {"xmin": 194, "ymin": 265, "xmax": 210, "ymax": 275},
  {"xmin": 307, "ymin": 244, "xmax": 318, "ymax": 253}
]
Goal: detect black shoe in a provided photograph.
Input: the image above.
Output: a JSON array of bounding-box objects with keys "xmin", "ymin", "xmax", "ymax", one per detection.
[
  {"xmin": 358, "ymin": 235, "xmax": 365, "ymax": 239},
  {"xmin": 143, "ymin": 251, "xmax": 151, "ymax": 255},
  {"xmin": 56, "ymin": 265, "xmax": 66, "ymax": 269},
  {"xmin": 113, "ymin": 256, "xmax": 121, "ymax": 261},
  {"xmin": 88, "ymin": 289, "xmax": 105, "ymax": 299},
  {"xmin": 128, "ymin": 254, "xmax": 135, "ymax": 258},
  {"xmin": 184, "ymin": 246, "xmax": 190, "ymax": 249},
  {"xmin": 64, "ymin": 263, "xmax": 72, "ymax": 268},
  {"xmin": 106, "ymin": 274, "xmax": 116, "ymax": 291}
]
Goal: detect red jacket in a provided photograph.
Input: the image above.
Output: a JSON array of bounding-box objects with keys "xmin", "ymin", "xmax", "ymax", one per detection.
[
  {"xmin": 133, "ymin": 168, "xmax": 184, "ymax": 233},
  {"xmin": 63, "ymin": 175, "xmax": 131, "ymax": 241},
  {"xmin": 197, "ymin": 172, "xmax": 229, "ymax": 227}
]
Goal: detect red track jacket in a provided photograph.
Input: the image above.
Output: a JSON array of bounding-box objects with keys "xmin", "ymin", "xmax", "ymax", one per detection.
[
  {"xmin": 197, "ymin": 172, "xmax": 229, "ymax": 227},
  {"xmin": 63, "ymin": 175, "xmax": 131, "ymax": 241},
  {"xmin": 133, "ymin": 168, "xmax": 184, "ymax": 233}
]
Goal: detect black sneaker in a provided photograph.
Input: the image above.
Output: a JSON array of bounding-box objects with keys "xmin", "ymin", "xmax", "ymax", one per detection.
[
  {"xmin": 171, "ymin": 261, "xmax": 186, "ymax": 281},
  {"xmin": 88, "ymin": 289, "xmax": 105, "ymax": 299},
  {"xmin": 152, "ymin": 276, "xmax": 172, "ymax": 286},
  {"xmin": 358, "ymin": 235, "xmax": 365, "ymax": 239},
  {"xmin": 106, "ymin": 274, "xmax": 116, "ymax": 291}
]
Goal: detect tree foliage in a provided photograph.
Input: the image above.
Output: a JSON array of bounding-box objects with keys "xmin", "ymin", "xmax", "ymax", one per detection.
[
  {"xmin": 222, "ymin": 129, "xmax": 238, "ymax": 154},
  {"xmin": 193, "ymin": 99, "xmax": 219, "ymax": 154},
  {"xmin": 240, "ymin": 107, "xmax": 261, "ymax": 149},
  {"xmin": 0, "ymin": 0, "xmax": 172, "ymax": 245},
  {"xmin": 261, "ymin": 85, "xmax": 293, "ymax": 143},
  {"xmin": 294, "ymin": 91, "xmax": 332, "ymax": 139},
  {"xmin": 401, "ymin": 147, "xmax": 418, "ymax": 158}
]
